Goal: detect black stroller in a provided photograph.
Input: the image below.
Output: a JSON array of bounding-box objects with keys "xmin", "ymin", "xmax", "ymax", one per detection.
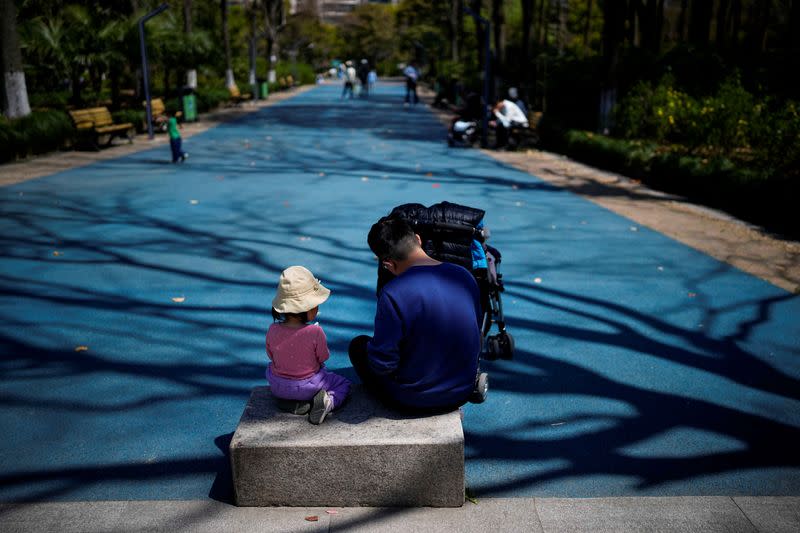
[{"xmin": 376, "ymin": 201, "xmax": 514, "ymax": 361}]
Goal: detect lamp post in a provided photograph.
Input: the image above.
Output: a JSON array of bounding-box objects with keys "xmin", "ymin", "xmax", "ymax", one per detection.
[
  {"xmin": 139, "ymin": 2, "xmax": 169, "ymax": 140},
  {"xmin": 463, "ymin": 6, "xmax": 491, "ymax": 148}
]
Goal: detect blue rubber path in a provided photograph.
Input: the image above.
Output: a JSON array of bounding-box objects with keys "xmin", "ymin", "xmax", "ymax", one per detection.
[{"xmin": 1, "ymin": 83, "xmax": 799, "ymax": 502}]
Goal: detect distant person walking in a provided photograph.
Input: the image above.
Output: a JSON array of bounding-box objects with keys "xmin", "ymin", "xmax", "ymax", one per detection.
[
  {"xmin": 358, "ymin": 59, "xmax": 370, "ymax": 98},
  {"xmin": 367, "ymin": 69, "xmax": 377, "ymax": 92},
  {"xmin": 341, "ymin": 60, "xmax": 356, "ymax": 100},
  {"xmin": 168, "ymin": 113, "xmax": 188, "ymax": 163},
  {"xmin": 403, "ymin": 63, "xmax": 419, "ymax": 106}
]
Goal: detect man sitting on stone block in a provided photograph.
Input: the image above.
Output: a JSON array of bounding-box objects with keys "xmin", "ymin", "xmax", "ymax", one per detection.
[{"xmin": 349, "ymin": 217, "xmax": 486, "ymax": 413}]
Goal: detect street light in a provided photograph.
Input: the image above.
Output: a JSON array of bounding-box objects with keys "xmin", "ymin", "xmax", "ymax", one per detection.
[
  {"xmin": 463, "ymin": 6, "xmax": 491, "ymax": 148},
  {"xmin": 139, "ymin": 3, "xmax": 170, "ymax": 140}
]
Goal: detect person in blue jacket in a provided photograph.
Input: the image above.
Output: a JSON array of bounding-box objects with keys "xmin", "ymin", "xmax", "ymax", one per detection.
[{"xmin": 349, "ymin": 216, "xmax": 483, "ymax": 413}]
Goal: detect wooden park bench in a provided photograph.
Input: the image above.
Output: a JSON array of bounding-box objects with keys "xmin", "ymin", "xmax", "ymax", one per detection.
[
  {"xmin": 142, "ymin": 98, "xmax": 182, "ymax": 133},
  {"xmin": 69, "ymin": 107, "xmax": 135, "ymax": 150},
  {"xmin": 228, "ymin": 83, "xmax": 252, "ymax": 106},
  {"xmin": 507, "ymin": 110, "xmax": 543, "ymax": 150}
]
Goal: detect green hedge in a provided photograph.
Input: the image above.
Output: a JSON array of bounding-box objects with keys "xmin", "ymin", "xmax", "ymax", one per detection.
[
  {"xmin": 559, "ymin": 130, "xmax": 798, "ymax": 238},
  {"xmin": 0, "ymin": 110, "xmax": 74, "ymax": 163}
]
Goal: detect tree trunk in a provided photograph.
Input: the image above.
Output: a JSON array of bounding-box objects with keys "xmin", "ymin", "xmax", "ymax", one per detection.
[
  {"xmin": 791, "ymin": 0, "xmax": 800, "ymax": 50},
  {"xmin": 221, "ymin": 0, "xmax": 234, "ymax": 88},
  {"xmin": 537, "ymin": 0, "xmax": 547, "ymax": 46},
  {"xmin": 557, "ymin": 0, "xmax": 567, "ymax": 54},
  {"xmin": 689, "ymin": 0, "xmax": 713, "ymax": 47},
  {"xmin": 747, "ymin": 0, "xmax": 771, "ymax": 52},
  {"xmin": 599, "ymin": 0, "xmax": 626, "ymax": 132},
  {"xmin": 678, "ymin": 0, "xmax": 689, "ymax": 41},
  {"xmin": 583, "ymin": 0, "xmax": 594, "ymax": 49},
  {"xmin": 1, "ymin": 0, "xmax": 32, "ymax": 118},
  {"xmin": 71, "ymin": 66, "xmax": 83, "ymax": 106},
  {"xmin": 491, "ymin": 0, "xmax": 505, "ymax": 68},
  {"xmin": 655, "ymin": 0, "xmax": 665, "ymax": 53},
  {"xmin": 110, "ymin": 64, "xmax": 121, "ymax": 110},
  {"xmin": 716, "ymin": 0, "xmax": 730, "ymax": 48},
  {"xmin": 627, "ymin": 0, "xmax": 638, "ymax": 46},
  {"xmin": 450, "ymin": 0, "xmax": 462, "ymax": 63},
  {"xmin": 522, "ymin": 0, "xmax": 534, "ymax": 69},
  {"xmin": 470, "ymin": 0, "xmax": 486, "ymax": 70},
  {"xmin": 264, "ymin": 0, "xmax": 284, "ymax": 84},
  {"xmin": 730, "ymin": 0, "xmax": 742, "ymax": 50}
]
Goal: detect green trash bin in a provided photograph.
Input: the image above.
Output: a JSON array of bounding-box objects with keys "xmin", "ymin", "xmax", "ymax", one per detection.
[
  {"xmin": 182, "ymin": 93, "xmax": 198, "ymax": 122},
  {"xmin": 259, "ymin": 82, "xmax": 269, "ymax": 99}
]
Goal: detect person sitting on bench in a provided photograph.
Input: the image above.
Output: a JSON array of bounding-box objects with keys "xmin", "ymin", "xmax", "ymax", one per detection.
[{"xmin": 349, "ymin": 217, "xmax": 484, "ymax": 414}]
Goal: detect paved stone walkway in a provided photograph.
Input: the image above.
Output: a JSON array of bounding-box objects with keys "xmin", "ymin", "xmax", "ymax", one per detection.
[
  {"xmin": 2, "ymin": 496, "xmax": 799, "ymax": 532},
  {"xmin": 1, "ymin": 82, "xmax": 798, "ymax": 531}
]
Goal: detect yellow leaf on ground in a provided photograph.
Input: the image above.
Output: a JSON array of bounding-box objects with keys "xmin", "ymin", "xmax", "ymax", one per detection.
[
  {"xmin": 172, "ymin": 297, "xmax": 186, "ymax": 303},
  {"xmin": 53, "ymin": 251, "xmax": 62, "ymax": 256},
  {"xmin": 74, "ymin": 346, "xmax": 89, "ymax": 352},
  {"xmin": 305, "ymin": 516, "xmax": 319, "ymax": 522}
]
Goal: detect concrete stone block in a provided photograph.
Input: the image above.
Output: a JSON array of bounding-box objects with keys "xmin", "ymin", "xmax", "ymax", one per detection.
[{"xmin": 230, "ymin": 385, "xmax": 464, "ymax": 507}]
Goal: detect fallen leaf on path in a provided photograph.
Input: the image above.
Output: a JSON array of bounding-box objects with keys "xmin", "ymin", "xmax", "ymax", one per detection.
[
  {"xmin": 305, "ymin": 516, "xmax": 319, "ymax": 522},
  {"xmin": 74, "ymin": 346, "xmax": 89, "ymax": 352},
  {"xmin": 171, "ymin": 297, "xmax": 186, "ymax": 303},
  {"xmin": 52, "ymin": 251, "xmax": 63, "ymax": 256},
  {"xmin": 432, "ymin": 183, "xmax": 441, "ymax": 188},
  {"xmin": 325, "ymin": 510, "xmax": 338, "ymax": 515}
]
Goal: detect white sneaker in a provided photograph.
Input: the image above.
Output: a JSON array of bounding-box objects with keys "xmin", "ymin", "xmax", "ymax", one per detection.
[{"xmin": 309, "ymin": 390, "xmax": 333, "ymax": 425}]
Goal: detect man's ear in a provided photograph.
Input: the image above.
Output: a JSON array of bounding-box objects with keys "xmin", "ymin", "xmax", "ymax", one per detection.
[{"xmin": 415, "ymin": 234, "xmax": 422, "ymax": 246}]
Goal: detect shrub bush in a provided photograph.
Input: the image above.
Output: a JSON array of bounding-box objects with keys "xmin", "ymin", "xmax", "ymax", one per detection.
[
  {"xmin": 194, "ymin": 87, "xmax": 230, "ymax": 112},
  {"xmin": 559, "ymin": 128, "xmax": 798, "ymax": 237},
  {"xmin": 112, "ymin": 109, "xmax": 147, "ymax": 133},
  {"xmin": 0, "ymin": 110, "xmax": 74, "ymax": 163}
]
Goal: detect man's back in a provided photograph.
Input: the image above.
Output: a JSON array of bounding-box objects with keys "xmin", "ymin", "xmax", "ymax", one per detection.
[{"xmin": 368, "ymin": 263, "xmax": 481, "ymax": 408}]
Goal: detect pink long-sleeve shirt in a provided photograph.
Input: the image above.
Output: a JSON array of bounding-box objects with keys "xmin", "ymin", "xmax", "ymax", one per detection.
[{"xmin": 265, "ymin": 322, "xmax": 330, "ymax": 379}]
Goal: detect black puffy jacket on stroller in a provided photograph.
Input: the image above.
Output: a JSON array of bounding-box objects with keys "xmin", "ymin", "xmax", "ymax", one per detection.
[{"xmin": 375, "ymin": 201, "xmax": 514, "ymax": 360}]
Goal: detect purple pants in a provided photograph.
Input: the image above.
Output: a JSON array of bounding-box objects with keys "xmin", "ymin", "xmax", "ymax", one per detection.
[{"xmin": 266, "ymin": 364, "xmax": 350, "ymax": 409}]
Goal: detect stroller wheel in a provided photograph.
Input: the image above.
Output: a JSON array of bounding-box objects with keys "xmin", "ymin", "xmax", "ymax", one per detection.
[
  {"xmin": 468, "ymin": 372, "xmax": 489, "ymax": 404},
  {"xmin": 484, "ymin": 335, "xmax": 501, "ymax": 360},
  {"xmin": 499, "ymin": 332, "xmax": 514, "ymax": 360}
]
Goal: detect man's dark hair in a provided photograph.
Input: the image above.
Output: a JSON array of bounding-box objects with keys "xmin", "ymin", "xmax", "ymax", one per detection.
[{"xmin": 368, "ymin": 216, "xmax": 419, "ymax": 261}]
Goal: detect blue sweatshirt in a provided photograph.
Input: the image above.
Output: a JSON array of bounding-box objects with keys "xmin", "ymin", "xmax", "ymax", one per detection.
[{"xmin": 367, "ymin": 262, "xmax": 481, "ymax": 408}]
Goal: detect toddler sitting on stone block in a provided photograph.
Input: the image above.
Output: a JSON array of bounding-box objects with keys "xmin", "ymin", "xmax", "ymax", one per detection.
[{"xmin": 266, "ymin": 266, "xmax": 351, "ymax": 424}]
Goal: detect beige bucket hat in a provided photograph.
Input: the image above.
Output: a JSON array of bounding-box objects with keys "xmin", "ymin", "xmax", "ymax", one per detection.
[{"xmin": 272, "ymin": 266, "xmax": 330, "ymax": 314}]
